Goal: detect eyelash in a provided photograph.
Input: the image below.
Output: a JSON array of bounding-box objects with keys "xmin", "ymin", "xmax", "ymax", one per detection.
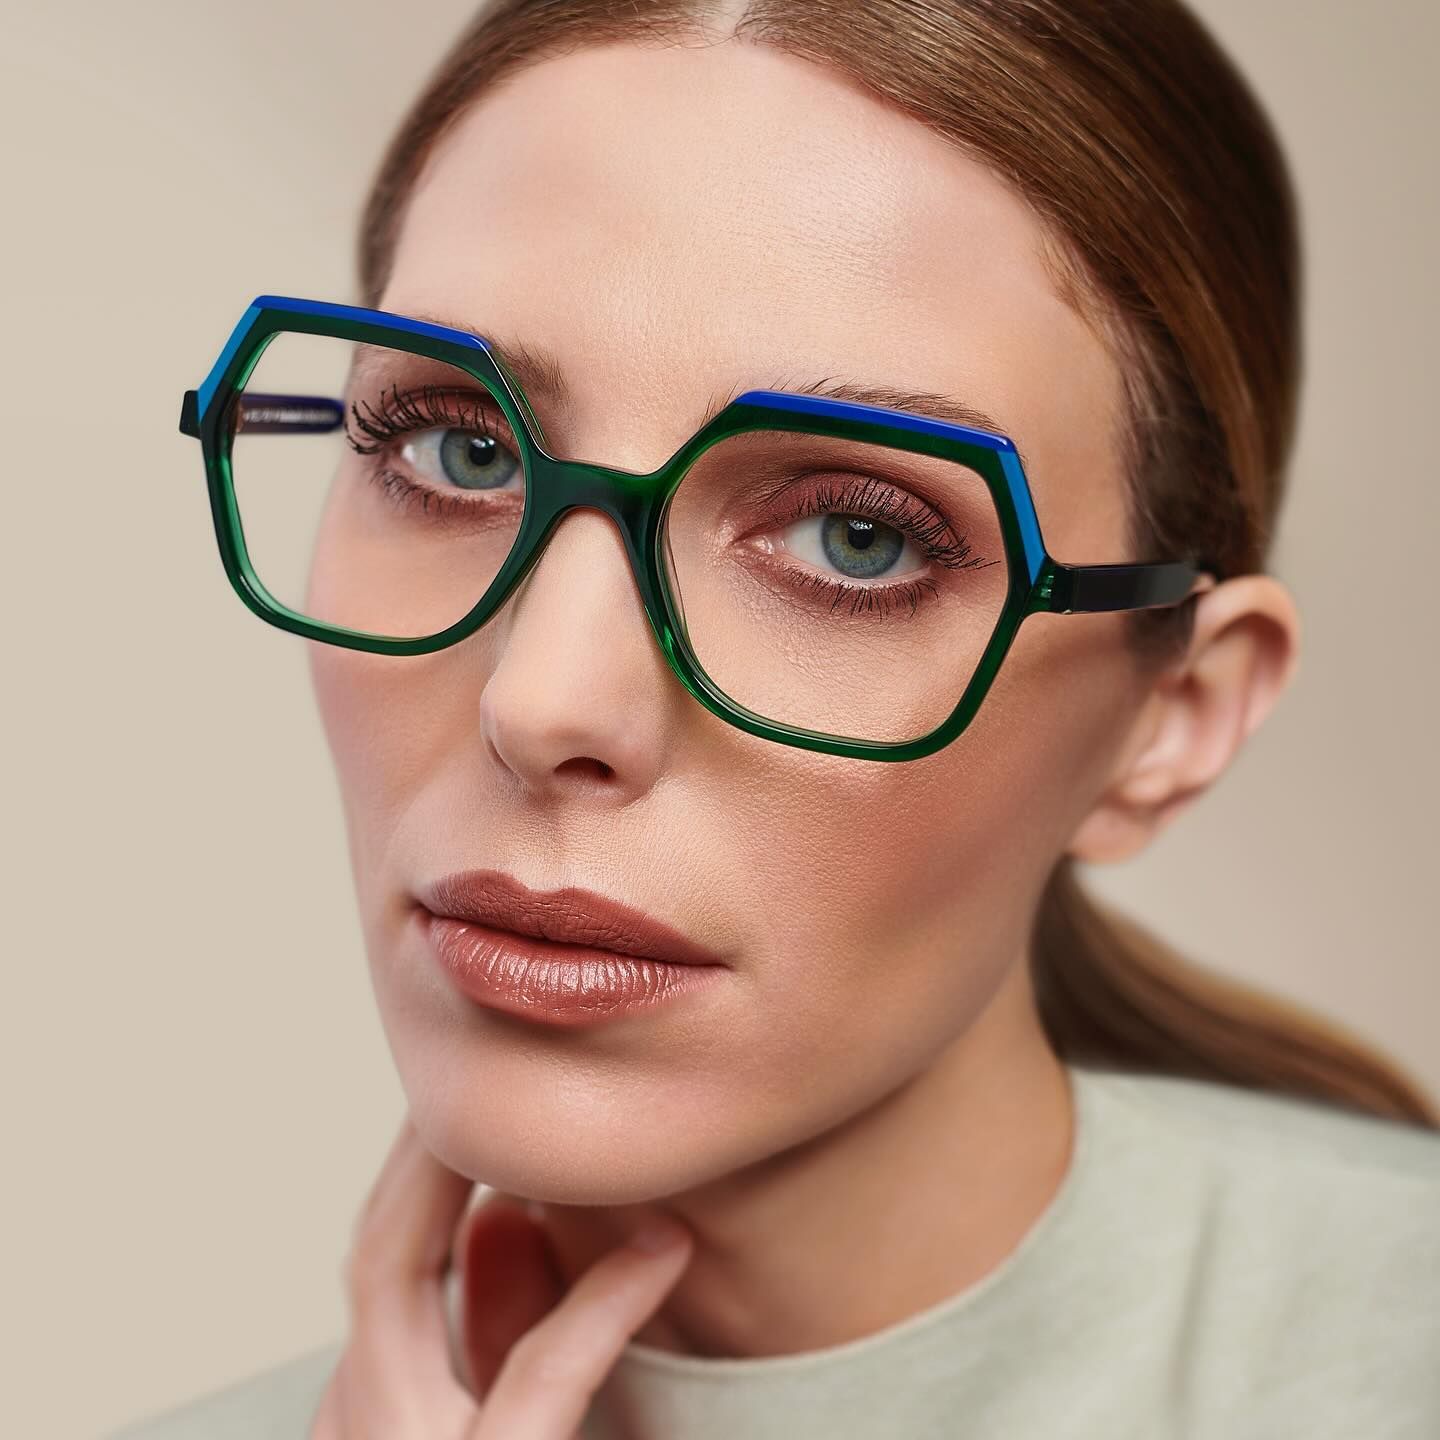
[
  {"xmin": 343, "ymin": 386, "xmax": 994, "ymax": 618},
  {"xmin": 759, "ymin": 473, "xmax": 992, "ymax": 620}
]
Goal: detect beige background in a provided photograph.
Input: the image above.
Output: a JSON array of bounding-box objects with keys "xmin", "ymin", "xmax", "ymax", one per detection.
[{"xmin": 2, "ymin": 2, "xmax": 1434, "ymax": 1434}]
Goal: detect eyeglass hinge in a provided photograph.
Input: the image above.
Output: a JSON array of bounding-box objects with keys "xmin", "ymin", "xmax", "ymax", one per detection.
[
  {"xmin": 1034, "ymin": 562, "xmax": 1072, "ymax": 613},
  {"xmin": 179, "ymin": 390, "xmax": 200, "ymax": 438}
]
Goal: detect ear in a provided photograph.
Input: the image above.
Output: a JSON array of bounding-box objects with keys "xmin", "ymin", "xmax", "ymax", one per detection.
[{"xmin": 1067, "ymin": 575, "xmax": 1301, "ymax": 864}]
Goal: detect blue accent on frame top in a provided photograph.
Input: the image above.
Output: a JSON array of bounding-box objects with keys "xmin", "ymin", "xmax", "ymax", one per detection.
[
  {"xmin": 197, "ymin": 300, "xmax": 1024, "ymax": 466},
  {"xmin": 195, "ymin": 295, "xmax": 494, "ymax": 418},
  {"xmin": 199, "ymin": 298, "xmax": 1021, "ymax": 455},
  {"xmin": 736, "ymin": 388, "xmax": 1016, "ymax": 454}
]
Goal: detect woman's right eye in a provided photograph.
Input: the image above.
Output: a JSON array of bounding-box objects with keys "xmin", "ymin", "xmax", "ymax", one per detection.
[{"xmin": 398, "ymin": 426, "xmax": 524, "ymax": 493}]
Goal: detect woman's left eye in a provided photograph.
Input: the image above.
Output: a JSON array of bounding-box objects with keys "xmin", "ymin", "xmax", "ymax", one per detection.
[
  {"xmin": 774, "ymin": 512, "xmax": 926, "ymax": 583},
  {"xmin": 399, "ymin": 426, "xmax": 523, "ymax": 491}
]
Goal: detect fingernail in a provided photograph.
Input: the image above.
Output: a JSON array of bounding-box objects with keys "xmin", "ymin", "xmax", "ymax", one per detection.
[{"xmin": 629, "ymin": 1218, "xmax": 688, "ymax": 1253}]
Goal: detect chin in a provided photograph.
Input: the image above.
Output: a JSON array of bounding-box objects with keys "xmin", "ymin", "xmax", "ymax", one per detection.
[{"xmin": 394, "ymin": 1044, "xmax": 741, "ymax": 1206}]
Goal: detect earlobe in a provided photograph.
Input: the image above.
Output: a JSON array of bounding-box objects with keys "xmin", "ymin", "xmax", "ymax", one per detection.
[{"xmin": 1067, "ymin": 575, "xmax": 1301, "ymax": 865}]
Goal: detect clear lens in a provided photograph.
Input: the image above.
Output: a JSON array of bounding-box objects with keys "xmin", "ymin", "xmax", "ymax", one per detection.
[
  {"xmin": 228, "ymin": 330, "xmax": 527, "ymax": 640},
  {"xmin": 662, "ymin": 429, "xmax": 1010, "ymax": 744}
]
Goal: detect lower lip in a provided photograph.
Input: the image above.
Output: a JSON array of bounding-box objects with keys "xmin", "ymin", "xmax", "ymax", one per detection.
[{"xmin": 423, "ymin": 911, "xmax": 725, "ymax": 1027}]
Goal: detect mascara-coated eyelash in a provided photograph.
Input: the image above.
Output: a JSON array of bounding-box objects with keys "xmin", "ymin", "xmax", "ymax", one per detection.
[
  {"xmin": 344, "ymin": 382, "xmax": 508, "ymax": 456},
  {"xmin": 771, "ymin": 472, "xmax": 991, "ymax": 574}
]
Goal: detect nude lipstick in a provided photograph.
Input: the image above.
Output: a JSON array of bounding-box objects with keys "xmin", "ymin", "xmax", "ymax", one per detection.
[{"xmin": 417, "ymin": 868, "xmax": 728, "ymax": 1027}]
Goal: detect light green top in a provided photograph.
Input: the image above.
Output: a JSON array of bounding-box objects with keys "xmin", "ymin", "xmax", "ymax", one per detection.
[{"xmin": 106, "ymin": 1063, "xmax": 1440, "ymax": 1439}]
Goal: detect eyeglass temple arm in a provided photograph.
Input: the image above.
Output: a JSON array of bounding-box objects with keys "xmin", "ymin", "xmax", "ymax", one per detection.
[
  {"xmin": 180, "ymin": 391, "xmax": 344, "ymax": 438},
  {"xmin": 1046, "ymin": 561, "xmax": 1215, "ymax": 614}
]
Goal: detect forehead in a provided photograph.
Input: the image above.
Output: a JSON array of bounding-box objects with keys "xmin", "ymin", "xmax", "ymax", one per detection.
[{"xmin": 382, "ymin": 39, "xmax": 1127, "ymax": 546}]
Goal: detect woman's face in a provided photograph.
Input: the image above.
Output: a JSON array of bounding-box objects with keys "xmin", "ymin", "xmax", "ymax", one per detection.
[{"xmin": 309, "ymin": 39, "xmax": 1148, "ymax": 1203}]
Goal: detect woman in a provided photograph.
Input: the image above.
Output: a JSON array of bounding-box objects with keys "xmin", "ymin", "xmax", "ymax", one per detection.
[{"xmin": 115, "ymin": 0, "xmax": 1440, "ymax": 1436}]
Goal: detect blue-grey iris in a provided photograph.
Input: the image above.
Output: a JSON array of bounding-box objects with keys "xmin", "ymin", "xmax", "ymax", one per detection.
[
  {"xmin": 439, "ymin": 429, "xmax": 518, "ymax": 489},
  {"xmin": 820, "ymin": 514, "xmax": 903, "ymax": 578}
]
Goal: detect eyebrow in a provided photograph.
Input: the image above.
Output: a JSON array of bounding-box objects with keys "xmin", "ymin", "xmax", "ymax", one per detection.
[{"xmin": 399, "ymin": 310, "xmax": 1017, "ymax": 446}]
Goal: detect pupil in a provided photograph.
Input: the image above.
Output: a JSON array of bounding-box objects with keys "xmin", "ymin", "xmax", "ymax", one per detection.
[{"xmin": 848, "ymin": 518, "xmax": 875, "ymax": 551}]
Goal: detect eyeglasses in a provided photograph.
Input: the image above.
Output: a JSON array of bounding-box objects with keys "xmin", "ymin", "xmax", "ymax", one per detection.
[{"xmin": 180, "ymin": 295, "xmax": 1212, "ymax": 762}]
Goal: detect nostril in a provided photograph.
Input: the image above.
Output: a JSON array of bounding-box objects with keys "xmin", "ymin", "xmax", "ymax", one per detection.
[{"xmin": 555, "ymin": 756, "xmax": 614, "ymax": 781}]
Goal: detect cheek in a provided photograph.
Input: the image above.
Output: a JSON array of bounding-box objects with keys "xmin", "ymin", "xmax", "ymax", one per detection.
[
  {"xmin": 308, "ymin": 643, "xmax": 395, "ymax": 806},
  {"xmin": 741, "ymin": 741, "xmax": 1050, "ymax": 1052},
  {"xmin": 306, "ymin": 641, "xmax": 475, "ymax": 883},
  {"xmin": 723, "ymin": 615, "xmax": 1140, "ymax": 1110},
  {"xmin": 617, "ymin": 743, "xmax": 1046, "ymax": 1188}
]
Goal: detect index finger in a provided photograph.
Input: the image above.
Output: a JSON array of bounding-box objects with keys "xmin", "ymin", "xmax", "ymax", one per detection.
[
  {"xmin": 352, "ymin": 1115, "xmax": 475, "ymax": 1288},
  {"xmin": 344, "ymin": 1114, "xmax": 478, "ymax": 1403}
]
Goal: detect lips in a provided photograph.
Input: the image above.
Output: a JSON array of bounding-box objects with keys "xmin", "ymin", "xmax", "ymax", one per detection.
[{"xmin": 416, "ymin": 868, "xmax": 727, "ymax": 969}]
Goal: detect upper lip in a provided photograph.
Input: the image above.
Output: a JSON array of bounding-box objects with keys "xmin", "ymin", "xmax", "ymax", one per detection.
[{"xmin": 417, "ymin": 868, "xmax": 727, "ymax": 967}]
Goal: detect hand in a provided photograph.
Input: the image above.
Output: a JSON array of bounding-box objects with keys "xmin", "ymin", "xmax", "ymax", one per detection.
[{"xmin": 310, "ymin": 1114, "xmax": 694, "ymax": 1438}]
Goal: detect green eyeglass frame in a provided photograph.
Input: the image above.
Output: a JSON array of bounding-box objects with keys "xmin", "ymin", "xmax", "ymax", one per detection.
[{"xmin": 180, "ymin": 295, "xmax": 1212, "ymax": 763}]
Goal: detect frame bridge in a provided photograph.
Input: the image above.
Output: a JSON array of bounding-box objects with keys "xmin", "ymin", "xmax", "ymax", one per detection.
[{"xmin": 524, "ymin": 452, "xmax": 667, "ymax": 528}]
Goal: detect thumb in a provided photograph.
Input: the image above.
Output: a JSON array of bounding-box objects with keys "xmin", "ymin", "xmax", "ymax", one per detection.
[{"xmin": 458, "ymin": 1196, "xmax": 568, "ymax": 1399}]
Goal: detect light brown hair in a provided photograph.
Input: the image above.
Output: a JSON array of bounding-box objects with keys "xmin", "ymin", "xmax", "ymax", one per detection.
[{"xmin": 355, "ymin": 0, "xmax": 1437, "ymax": 1126}]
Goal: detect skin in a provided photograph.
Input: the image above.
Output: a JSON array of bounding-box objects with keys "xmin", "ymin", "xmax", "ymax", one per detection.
[{"xmin": 305, "ymin": 35, "xmax": 1301, "ymax": 1427}]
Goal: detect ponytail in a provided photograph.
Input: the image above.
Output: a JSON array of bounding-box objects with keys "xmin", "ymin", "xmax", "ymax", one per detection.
[{"xmin": 1032, "ymin": 858, "xmax": 1438, "ymax": 1126}]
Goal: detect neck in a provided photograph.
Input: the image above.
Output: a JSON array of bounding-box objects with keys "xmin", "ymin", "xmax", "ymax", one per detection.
[{"xmin": 533, "ymin": 959, "xmax": 1076, "ymax": 1359}]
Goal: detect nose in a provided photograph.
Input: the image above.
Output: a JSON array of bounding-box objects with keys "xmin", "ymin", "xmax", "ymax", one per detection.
[{"xmin": 477, "ymin": 504, "xmax": 685, "ymax": 800}]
